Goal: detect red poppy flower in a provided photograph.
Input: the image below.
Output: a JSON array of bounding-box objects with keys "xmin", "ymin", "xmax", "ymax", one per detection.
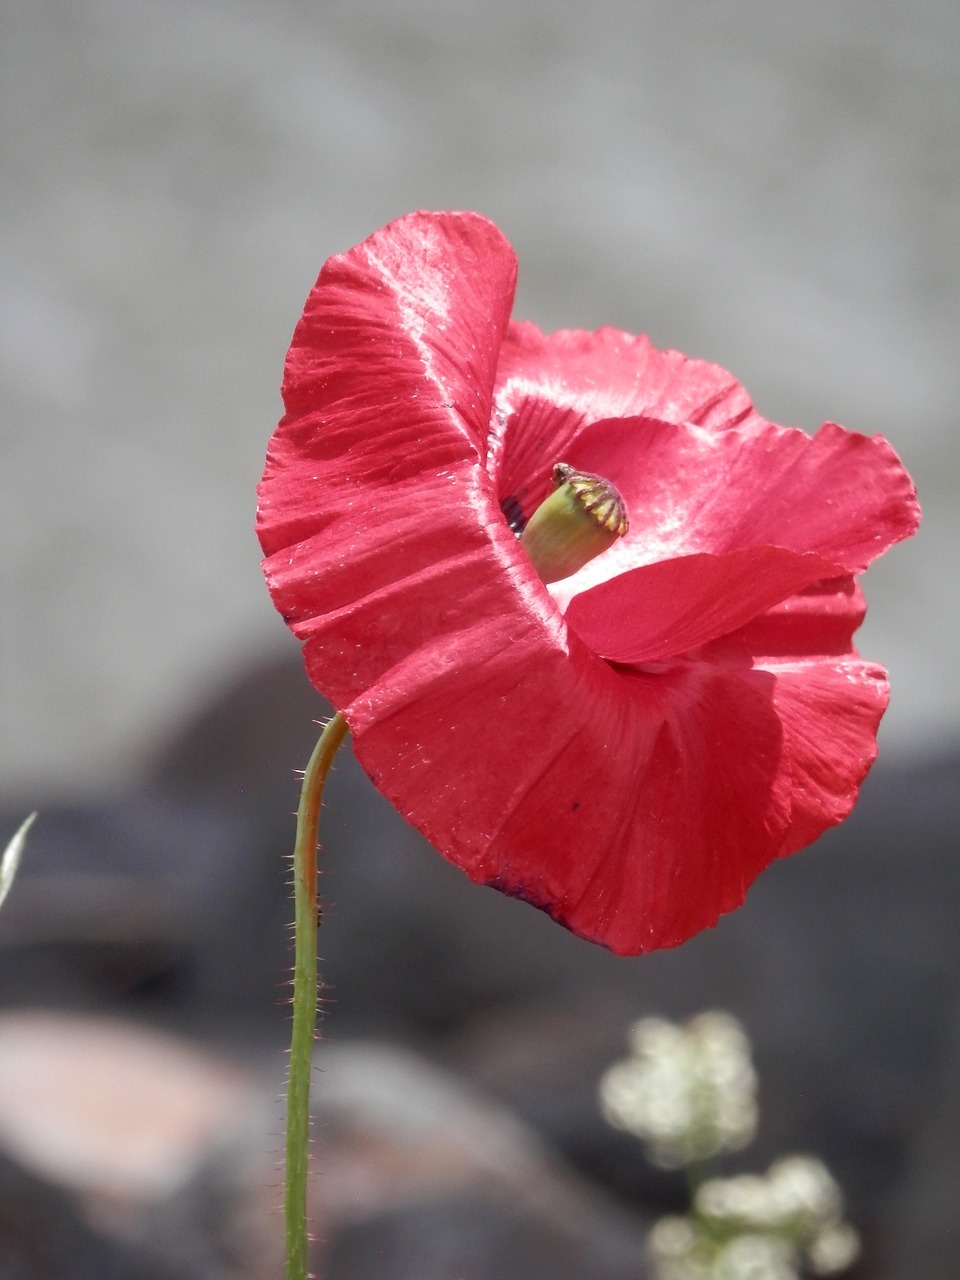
[{"xmin": 257, "ymin": 211, "xmax": 920, "ymax": 956}]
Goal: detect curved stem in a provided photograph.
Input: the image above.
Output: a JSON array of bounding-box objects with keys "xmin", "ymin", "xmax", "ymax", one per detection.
[{"xmin": 285, "ymin": 712, "xmax": 349, "ymax": 1280}]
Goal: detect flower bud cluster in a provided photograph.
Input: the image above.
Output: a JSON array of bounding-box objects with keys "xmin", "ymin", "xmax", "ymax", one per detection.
[
  {"xmin": 598, "ymin": 1012, "xmax": 758, "ymax": 1168},
  {"xmin": 650, "ymin": 1217, "xmax": 798, "ymax": 1280},
  {"xmin": 598, "ymin": 1014, "xmax": 860, "ymax": 1280},
  {"xmin": 697, "ymin": 1156, "xmax": 842, "ymax": 1241},
  {"xmin": 648, "ymin": 1157, "xmax": 859, "ymax": 1280},
  {"xmin": 695, "ymin": 1157, "xmax": 859, "ymax": 1275}
]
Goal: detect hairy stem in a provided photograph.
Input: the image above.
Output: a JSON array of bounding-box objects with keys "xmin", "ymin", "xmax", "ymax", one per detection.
[{"xmin": 285, "ymin": 712, "xmax": 349, "ymax": 1280}]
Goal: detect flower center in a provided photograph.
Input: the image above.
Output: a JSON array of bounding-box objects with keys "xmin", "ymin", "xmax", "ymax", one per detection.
[{"xmin": 519, "ymin": 462, "xmax": 629, "ymax": 584}]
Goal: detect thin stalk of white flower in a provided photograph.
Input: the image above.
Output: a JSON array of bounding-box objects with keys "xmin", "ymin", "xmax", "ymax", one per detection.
[
  {"xmin": 285, "ymin": 713, "xmax": 349, "ymax": 1280},
  {"xmin": 0, "ymin": 812, "xmax": 35, "ymax": 912}
]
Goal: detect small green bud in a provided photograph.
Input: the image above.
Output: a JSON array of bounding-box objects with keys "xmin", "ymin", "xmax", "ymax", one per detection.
[{"xmin": 520, "ymin": 462, "xmax": 629, "ymax": 584}]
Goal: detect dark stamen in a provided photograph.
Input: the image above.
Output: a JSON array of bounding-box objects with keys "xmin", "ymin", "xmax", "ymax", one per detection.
[{"xmin": 500, "ymin": 494, "xmax": 526, "ymax": 534}]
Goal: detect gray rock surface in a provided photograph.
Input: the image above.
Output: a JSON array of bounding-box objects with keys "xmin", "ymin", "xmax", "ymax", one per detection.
[
  {"xmin": 307, "ymin": 1043, "xmax": 654, "ymax": 1280},
  {"xmin": 16, "ymin": 1022, "xmax": 648, "ymax": 1280},
  {"xmin": 0, "ymin": 1146, "xmax": 191, "ymax": 1280}
]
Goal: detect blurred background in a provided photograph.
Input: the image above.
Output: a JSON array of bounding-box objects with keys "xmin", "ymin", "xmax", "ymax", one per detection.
[{"xmin": 1, "ymin": 2, "xmax": 957, "ymax": 1277}]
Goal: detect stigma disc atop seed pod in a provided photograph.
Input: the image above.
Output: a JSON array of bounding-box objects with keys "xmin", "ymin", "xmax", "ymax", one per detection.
[{"xmin": 520, "ymin": 462, "xmax": 629, "ymax": 584}]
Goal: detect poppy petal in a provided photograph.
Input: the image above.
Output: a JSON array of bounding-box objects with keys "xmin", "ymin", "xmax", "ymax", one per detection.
[
  {"xmin": 561, "ymin": 655, "xmax": 889, "ymax": 952},
  {"xmin": 258, "ymin": 209, "xmax": 517, "ymax": 564},
  {"xmin": 556, "ymin": 416, "xmax": 919, "ymax": 595},
  {"xmin": 494, "ymin": 322, "xmax": 763, "ymax": 432},
  {"xmin": 337, "ymin": 622, "xmax": 886, "ymax": 953},
  {"xmin": 570, "ymin": 417, "xmax": 926, "ymax": 573},
  {"xmin": 704, "ymin": 577, "xmax": 866, "ymax": 662},
  {"xmin": 564, "ymin": 546, "xmax": 845, "ymax": 665},
  {"xmin": 490, "ymin": 324, "xmax": 765, "ymax": 524},
  {"xmin": 766, "ymin": 657, "xmax": 890, "ymax": 855},
  {"xmin": 328, "ymin": 619, "xmax": 786, "ymax": 955}
]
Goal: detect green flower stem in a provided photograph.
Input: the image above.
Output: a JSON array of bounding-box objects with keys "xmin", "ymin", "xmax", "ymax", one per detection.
[{"xmin": 285, "ymin": 712, "xmax": 349, "ymax": 1280}]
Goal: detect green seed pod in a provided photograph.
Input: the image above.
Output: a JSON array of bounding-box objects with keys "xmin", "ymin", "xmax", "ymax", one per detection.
[{"xmin": 520, "ymin": 462, "xmax": 629, "ymax": 584}]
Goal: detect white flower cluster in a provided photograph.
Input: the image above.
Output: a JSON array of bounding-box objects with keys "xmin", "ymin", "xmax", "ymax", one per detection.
[
  {"xmin": 697, "ymin": 1156, "xmax": 843, "ymax": 1241},
  {"xmin": 650, "ymin": 1217, "xmax": 797, "ymax": 1280},
  {"xmin": 598, "ymin": 1014, "xmax": 861, "ymax": 1280},
  {"xmin": 649, "ymin": 1156, "xmax": 860, "ymax": 1280},
  {"xmin": 598, "ymin": 1012, "xmax": 758, "ymax": 1168}
]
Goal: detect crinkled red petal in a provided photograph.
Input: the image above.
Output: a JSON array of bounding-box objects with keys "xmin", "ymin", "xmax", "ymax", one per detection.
[
  {"xmin": 549, "ymin": 416, "xmax": 921, "ymax": 608},
  {"xmin": 337, "ymin": 641, "xmax": 889, "ymax": 954},
  {"xmin": 565, "ymin": 546, "xmax": 845, "ymax": 665},
  {"xmin": 703, "ymin": 577, "xmax": 866, "ymax": 662},
  {"xmin": 765, "ymin": 658, "xmax": 889, "ymax": 856},
  {"xmin": 259, "ymin": 210, "xmax": 517, "ymax": 568},
  {"xmin": 489, "ymin": 324, "xmax": 766, "ymax": 524}
]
